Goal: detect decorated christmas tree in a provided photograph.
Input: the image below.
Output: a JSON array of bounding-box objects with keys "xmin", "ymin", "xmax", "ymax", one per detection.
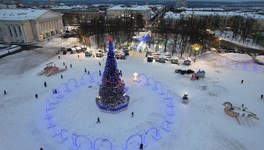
[{"xmin": 96, "ymin": 36, "xmax": 129, "ymax": 113}]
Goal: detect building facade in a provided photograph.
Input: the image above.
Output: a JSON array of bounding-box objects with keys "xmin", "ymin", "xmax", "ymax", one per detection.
[
  {"xmin": 162, "ymin": 10, "xmax": 264, "ymax": 31},
  {"xmin": 51, "ymin": 6, "xmax": 103, "ymax": 25},
  {"xmin": 0, "ymin": 9, "xmax": 63, "ymax": 44},
  {"xmin": 175, "ymin": 0, "xmax": 187, "ymax": 8},
  {"xmin": 106, "ymin": 5, "xmax": 151, "ymax": 23}
]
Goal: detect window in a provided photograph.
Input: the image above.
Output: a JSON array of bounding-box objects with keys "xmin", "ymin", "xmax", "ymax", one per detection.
[
  {"xmin": 8, "ymin": 26, "xmax": 13, "ymax": 37},
  {"xmin": 13, "ymin": 26, "xmax": 18, "ymax": 37},
  {"xmin": 18, "ymin": 26, "xmax": 23, "ymax": 38}
]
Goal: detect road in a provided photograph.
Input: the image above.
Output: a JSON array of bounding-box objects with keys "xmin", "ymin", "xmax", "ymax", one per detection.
[
  {"xmin": 146, "ymin": 9, "xmax": 166, "ymax": 28},
  {"xmin": 220, "ymin": 39, "xmax": 264, "ymax": 55}
]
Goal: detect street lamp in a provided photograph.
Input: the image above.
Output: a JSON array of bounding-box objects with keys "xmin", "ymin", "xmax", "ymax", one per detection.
[
  {"xmin": 133, "ymin": 72, "xmax": 138, "ymax": 82},
  {"xmin": 190, "ymin": 43, "xmax": 202, "ymax": 63}
]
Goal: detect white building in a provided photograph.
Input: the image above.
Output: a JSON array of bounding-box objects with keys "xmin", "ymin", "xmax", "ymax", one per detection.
[
  {"xmin": 176, "ymin": 0, "xmax": 187, "ymax": 8},
  {"xmin": 0, "ymin": 9, "xmax": 63, "ymax": 44},
  {"xmin": 107, "ymin": 5, "xmax": 151, "ymax": 23},
  {"xmin": 162, "ymin": 10, "xmax": 264, "ymax": 30}
]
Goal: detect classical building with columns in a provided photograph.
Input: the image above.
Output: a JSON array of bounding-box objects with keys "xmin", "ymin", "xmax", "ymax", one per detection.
[{"xmin": 0, "ymin": 9, "xmax": 63, "ymax": 44}]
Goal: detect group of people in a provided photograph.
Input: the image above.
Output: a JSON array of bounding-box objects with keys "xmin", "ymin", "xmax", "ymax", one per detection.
[
  {"xmin": 96, "ymin": 112, "xmax": 134, "ymax": 124},
  {"xmin": 62, "ymin": 62, "xmax": 73, "ymax": 69}
]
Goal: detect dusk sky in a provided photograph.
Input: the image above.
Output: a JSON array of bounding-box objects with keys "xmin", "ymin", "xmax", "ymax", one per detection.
[{"xmin": 24, "ymin": 0, "xmax": 264, "ymax": 1}]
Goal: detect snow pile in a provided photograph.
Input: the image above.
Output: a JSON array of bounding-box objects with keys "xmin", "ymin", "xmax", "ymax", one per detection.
[
  {"xmin": 221, "ymin": 53, "xmax": 252, "ymax": 61},
  {"xmin": 214, "ymin": 30, "xmax": 264, "ymax": 49},
  {"xmin": 41, "ymin": 38, "xmax": 80, "ymax": 48},
  {"xmin": 256, "ymin": 55, "xmax": 264, "ymax": 63}
]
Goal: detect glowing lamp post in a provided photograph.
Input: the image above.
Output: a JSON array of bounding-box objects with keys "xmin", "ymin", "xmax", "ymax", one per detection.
[
  {"xmin": 191, "ymin": 44, "xmax": 202, "ymax": 63},
  {"xmin": 194, "ymin": 47, "xmax": 200, "ymax": 51},
  {"xmin": 133, "ymin": 72, "xmax": 138, "ymax": 82}
]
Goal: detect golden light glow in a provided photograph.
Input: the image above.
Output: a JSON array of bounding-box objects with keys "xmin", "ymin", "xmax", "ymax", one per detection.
[
  {"xmin": 190, "ymin": 43, "xmax": 202, "ymax": 51},
  {"xmin": 133, "ymin": 72, "xmax": 138, "ymax": 81}
]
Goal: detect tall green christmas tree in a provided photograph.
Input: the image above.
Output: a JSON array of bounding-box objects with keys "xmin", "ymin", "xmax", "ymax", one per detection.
[{"xmin": 96, "ymin": 36, "xmax": 129, "ymax": 113}]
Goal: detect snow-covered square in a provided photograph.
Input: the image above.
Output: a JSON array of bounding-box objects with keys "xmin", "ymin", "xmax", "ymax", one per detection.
[{"xmin": 0, "ymin": 38, "xmax": 264, "ymax": 150}]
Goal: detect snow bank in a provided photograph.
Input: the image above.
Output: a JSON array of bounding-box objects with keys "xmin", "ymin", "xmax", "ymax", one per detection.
[
  {"xmin": 42, "ymin": 38, "xmax": 80, "ymax": 48},
  {"xmin": 256, "ymin": 55, "xmax": 264, "ymax": 63},
  {"xmin": 221, "ymin": 53, "xmax": 252, "ymax": 62}
]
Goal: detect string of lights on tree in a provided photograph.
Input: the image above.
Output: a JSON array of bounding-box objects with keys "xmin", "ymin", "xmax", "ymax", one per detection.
[{"xmin": 97, "ymin": 36, "xmax": 128, "ymax": 109}]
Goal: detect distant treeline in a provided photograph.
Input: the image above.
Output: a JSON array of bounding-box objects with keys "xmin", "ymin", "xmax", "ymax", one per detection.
[{"xmin": 24, "ymin": 0, "xmax": 264, "ymax": 8}]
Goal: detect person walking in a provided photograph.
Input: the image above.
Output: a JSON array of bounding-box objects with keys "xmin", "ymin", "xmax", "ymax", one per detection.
[
  {"xmin": 99, "ymin": 70, "xmax": 101, "ymax": 76},
  {"xmin": 88, "ymin": 71, "xmax": 90, "ymax": 75},
  {"xmin": 241, "ymin": 80, "xmax": 244, "ymax": 84},
  {"xmin": 99, "ymin": 62, "xmax": 101, "ymax": 66},
  {"xmin": 65, "ymin": 66, "xmax": 67, "ymax": 69},
  {"xmin": 96, "ymin": 117, "xmax": 100, "ymax": 123},
  {"xmin": 139, "ymin": 143, "xmax": 143, "ymax": 150},
  {"xmin": 70, "ymin": 64, "xmax": 72, "ymax": 68},
  {"xmin": 58, "ymin": 56, "xmax": 60, "ymax": 59},
  {"xmin": 4, "ymin": 90, "xmax": 7, "ymax": 95},
  {"xmin": 63, "ymin": 62, "xmax": 65, "ymax": 66},
  {"xmin": 261, "ymin": 94, "xmax": 263, "ymax": 99},
  {"xmin": 131, "ymin": 112, "xmax": 134, "ymax": 118},
  {"xmin": 53, "ymin": 89, "xmax": 57, "ymax": 94},
  {"xmin": 78, "ymin": 55, "xmax": 79, "ymax": 58},
  {"xmin": 35, "ymin": 94, "xmax": 38, "ymax": 99},
  {"xmin": 44, "ymin": 81, "xmax": 47, "ymax": 87},
  {"xmin": 119, "ymin": 70, "xmax": 122, "ymax": 77},
  {"xmin": 85, "ymin": 68, "xmax": 87, "ymax": 73},
  {"xmin": 61, "ymin": 75, "xmax": 63, "ymax": 79}
]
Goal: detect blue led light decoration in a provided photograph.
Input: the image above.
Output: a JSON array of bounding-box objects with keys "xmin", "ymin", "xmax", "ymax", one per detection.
[
  {"xmin": 96, "ymin": 36, "xmax": 130, "ymax": 113},
  {"xmin": 138, "ymin": 35, "xmax": 153, "ymax": 42}
]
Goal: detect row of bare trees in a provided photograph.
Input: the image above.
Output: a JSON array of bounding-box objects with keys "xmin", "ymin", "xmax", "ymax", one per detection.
[
  {"xmin": 76, "ymin": 14, "xmax": 145, "ymax": 50},
  {"xmin": 151, "ymin": 14, "xmax": 260, "ymax": 57},
  {"xmin": 152, "ymin": 17, "xmax": 218, "ymax": 57}
]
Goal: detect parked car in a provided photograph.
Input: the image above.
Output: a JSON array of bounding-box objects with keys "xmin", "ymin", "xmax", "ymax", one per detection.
[
  {"xmin": 186, "ymin": 69, "xmax": 194, "ymax": 74},
  {"xmin": 81, "ymin": 46, "xmax": 87, "ymax": 51},
  {"xmin": 63, "ymin": 50, "xmax": 67, "ymax": 55},
  {"xmin": 96, "ymin": 50, "xmax": 103, "ymax": 57},
  {"xmin": 159, "ymin": 55, "xmax": 166, "ymax": 63},
  {"xmin": 60, "ymin": 47, "xmax": 66, "ymax": 51},
  {"xmin": 70, "ymin": 48, "xmax": 77, "ymax": 54},
  {"xmin": 175, "ymin": 69, "xmax": 181, "ymax": 73},
  {"xmin": 116, "ymin": 52, "xmax": 126, "ymax": 59},
  {"xmin": 175, "ymin": 69, "xmax": 194, "ymax": 75},
  {"xmin": 145, "ymin": 51, "xmax": 152, "ymax": 57},
  {"xmin": 184, "ymin": 58, "xmax": 191, "ymax": 65},
  {"xmin": 67, "ymin": 48, "xmax": 72, "ymax": 52},
  {"xmin": 123, "ymin": 49, "xmax": 129, "ymax": 56},
  {"xmin": 147, "ymin": 55, "xmax": 154, "ymax": 62},
  {"xmin": 85, "ymin": 50, "xmax": 93, "ymax": 57},
  {"xmin": 75, "ymin": 47, "xmax": 82, "ymax": 53},
  {"xmin": 171, "ymin": 57, "xmax": 179, "ymax": 64},
  {"xmin": 164, "ymin": 52, "xmax": 171, "ymax": 59}
]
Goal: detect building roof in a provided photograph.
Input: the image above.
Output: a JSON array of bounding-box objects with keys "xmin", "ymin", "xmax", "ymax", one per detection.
[
  {"xmin": 180, "ymin": 11, "xmax": 264, "ymax": 20},
  {"xmin": 163, "ymin": 10, "xmax": 264, "ymax": 20},
  {"xmin": 164, "ymin": 11, "xmax": 181, "ymax": 19},
  {"xmin": 108, "ymin": 5, "xmax": 151, "ymax": 11},
  {"xmin": 51, "ymin": 6, "xmax": 71, "ymax": 10},
  {"xmin": 0, "ymin": 9, "xmax": 48, "ymax": 21}
]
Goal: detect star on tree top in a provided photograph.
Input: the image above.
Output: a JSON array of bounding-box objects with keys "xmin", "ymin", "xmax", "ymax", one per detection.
[{"xmin": 108, "ymin": 36, "xmax": 113, "ymax": 41}]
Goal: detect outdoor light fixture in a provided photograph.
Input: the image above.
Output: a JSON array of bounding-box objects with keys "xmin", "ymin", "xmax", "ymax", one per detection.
[
  {"xmin": 194, "ymin": 47, "xmax": 200, "ymax": 51},
  {"xmin": 133, "ymin": 72, "xmax": 138, "ymax": 82}
]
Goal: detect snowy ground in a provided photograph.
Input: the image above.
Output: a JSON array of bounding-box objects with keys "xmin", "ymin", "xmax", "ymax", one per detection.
[
  {"xmin": 1, "ymin": 38, "xmax": 264, "ymax": 150},
  {"xmin": 214, "ymin": 30, "xmax": 264, "ymax": 50},
  {"xmin": 0, "ymin": 45, "xmax": 21, "ymax": 56}
]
